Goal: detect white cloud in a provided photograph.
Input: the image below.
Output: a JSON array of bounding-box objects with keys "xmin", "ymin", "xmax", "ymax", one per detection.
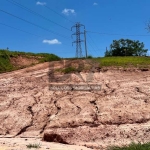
[
  {"xmin": 62, "ymin": 8, "xmax": 76, "ymax": 16},
  {"xmin": 43, "ymin": 39, "xmax": 62, "ymax": 45},
  {"xmin": 36, "ymin": 1, "xmax": 46, "ymax": 6},
  {"xmin": 93, "ymin": 2, "xmax": 98, "ymax": 6}
]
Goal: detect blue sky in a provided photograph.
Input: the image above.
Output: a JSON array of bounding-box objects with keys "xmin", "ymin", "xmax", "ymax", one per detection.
[{"xmin": 0, "ymin": 0, "xmax": 150, "ymax": 58}]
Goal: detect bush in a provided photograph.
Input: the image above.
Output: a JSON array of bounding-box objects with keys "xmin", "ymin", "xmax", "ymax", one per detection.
[
  {"xmin": 26, "ymin": 143, "xmax": 41, "ymax": 149},
  {"xmin": 39, "ymin": 54, "xmax": 61, "ymax": 62},
  {"xmin": 62, "ymin": 67, "xmax": 76, "ymax": 74},
  {"xmin": 87, "ymin": 55, "xmax": 93, "ymax": 59},
  {"xmin": 0, "ymin": 50, "xmax": 13, "ymax": 73}
]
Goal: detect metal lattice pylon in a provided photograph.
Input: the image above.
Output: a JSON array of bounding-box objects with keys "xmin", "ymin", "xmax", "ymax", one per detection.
[{"xmin": 71, "ymin": 22, "xmax": 85, "ymax": 58}]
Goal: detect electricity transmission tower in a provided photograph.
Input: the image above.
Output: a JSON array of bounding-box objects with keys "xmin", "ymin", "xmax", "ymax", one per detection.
[{"xmin": 71, "ymin": 22, "xmax": 87, "ymax": 58}]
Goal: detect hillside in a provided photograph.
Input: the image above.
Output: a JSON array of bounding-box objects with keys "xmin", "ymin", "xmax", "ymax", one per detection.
[
  {"xmin": 0, "ymin": 49, "xmax": 60, "ymax": 73},
  {"xmin": 0, "ymin": 58, "xmax": 150, "ymax": 150}
]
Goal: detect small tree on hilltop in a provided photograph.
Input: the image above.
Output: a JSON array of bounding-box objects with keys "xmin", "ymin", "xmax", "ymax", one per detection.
[{"xmin": 105, "ymin": 39, "xmax": 148, "ymax": 56}]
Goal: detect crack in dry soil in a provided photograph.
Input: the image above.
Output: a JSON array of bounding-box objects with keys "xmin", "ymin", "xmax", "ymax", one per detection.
[{"xmin": 0, "ymin": 62, "xmax": 150, "ymax": 149}]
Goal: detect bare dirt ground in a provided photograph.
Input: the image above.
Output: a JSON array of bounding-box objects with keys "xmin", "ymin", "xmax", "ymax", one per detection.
[
  {"xmin": 10, "ymin": 56, "xmax": 39, "ymax": 68},
  {"xmin": 0, "ymin": 60, "xmax": 150, "ymax": 150},
  {"xmin": 0, "ymin": 138, "xmax": 91, "ymax": 150}
]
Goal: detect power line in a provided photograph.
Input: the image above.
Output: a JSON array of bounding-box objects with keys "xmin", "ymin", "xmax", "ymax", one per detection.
[
  {"xmin": 87, "ymin": 31, "xmax": 150, "ymax": 37},
  {"xmin": 86, "ymin": 34, "xmax": 100, "ymax": 56},
  {"xmin": 34, "ymin": 0, "xmax": 74, "ymax": 24},
  {"xmin": 0, "ymin": 22, "xmax": 72, "ymax": 47},
  {"xmin": 0, "ymin": 22, "xmax": 40, "ymax": 37},
  {"xmin": 86, "ymin": 39, "xmax": 99, "ymax": 56},
  {"xmin": 0, "ymin": 9, "xmax": 70, "ymax": 39},
  {"xmin": 6, "ymin": 0, "xmax": 71, "ymax": 32},
  {"xmin": 44, "ymin": 5, "xmax": 75, "ymax": 24},
  {"xmin": 87, "ymin": 33, "xmax": 100, "ymax": 52}
]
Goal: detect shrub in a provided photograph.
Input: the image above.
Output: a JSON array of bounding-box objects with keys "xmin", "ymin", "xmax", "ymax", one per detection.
[
  {"xmin": 87, "ymin": 55, "xmax": 93, "ymax": 59},
  {"xmin": 26, "ymin": 143, "xmax": 41, "ymax": 149},
  {"xmin": 62, "ymin": 67, "xmax": 76, "ymax": 74}
]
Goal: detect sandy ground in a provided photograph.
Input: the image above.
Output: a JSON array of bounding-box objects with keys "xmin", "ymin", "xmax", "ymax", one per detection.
[
  {"xmin": 0, "ymin": 138, "xmax": 92, "ymax": 150},
  {"xmin": 0, "ymin": 60, "xmax": 150, "ymax": 149}
]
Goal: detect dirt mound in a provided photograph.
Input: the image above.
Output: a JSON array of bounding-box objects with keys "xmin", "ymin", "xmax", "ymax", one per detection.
[
  {"xmin": 0, "ymin": 61, "xmax": 150, "ymax": 149},
  {"xmin": 10, "ymin": 55, "xmax": 39, "ymax": 68}
]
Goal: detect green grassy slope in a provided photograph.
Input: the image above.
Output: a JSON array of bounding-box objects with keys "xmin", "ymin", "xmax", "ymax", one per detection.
[
  {"xmin": 95, "ymin": 56, "xmax": 150, "ymax": 68},
  {"xmin": 0, "ymin": 49, "xmax": 60, "ymax": 73},
  {"xmin": 1, "ymin": 50, "xmax": 150, "ymax": 73}
]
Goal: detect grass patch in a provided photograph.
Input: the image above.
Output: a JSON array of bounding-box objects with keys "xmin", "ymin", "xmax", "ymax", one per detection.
[
  {"xmin": 57, "ymin": 67, "xmax": 76, "ymax": 74},
  {"xmin": 55, "ymin": 65, "xmax": 85, "ymax": 74},
  {"xmin": 94, "ymin": 56, "xmax": 150, "ymax": 68},
  {"xmin": 108, "ymin": 142, "xmax": 150, "ymax": 150},
  {"xmin": 56, "ymin": 66, "xmax": 84, "ymax": 74},
  {"xmin": 26, "ymin": 143, "xmax": 41, "ymax": 149},
  {"xmin": 0, "ymin": 50, "xmax": 14, "ymax": 73},
  {"xmin": 37, "ymin": 53, "xmax": 60, "ymax": 62}
]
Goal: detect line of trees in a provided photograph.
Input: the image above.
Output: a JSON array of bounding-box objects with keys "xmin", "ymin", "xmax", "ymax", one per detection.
[{"xmin": 105, "ymin": 39, "xmax": 148, "ymax": 57}]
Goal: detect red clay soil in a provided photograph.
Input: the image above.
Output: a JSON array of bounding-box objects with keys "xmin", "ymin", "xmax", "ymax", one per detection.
[
  {"xmin": 10, "ymin": 55, "xmax": 39, "ymax": 68},
  {"xmin": 0, "ymin": 60, "xmax": 150, "ymax": 149}
]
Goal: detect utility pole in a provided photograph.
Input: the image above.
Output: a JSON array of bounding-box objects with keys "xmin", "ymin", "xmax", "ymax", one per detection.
[
  {"xmin": 71, "ymin": 22, "xmax": 87, "ymax": 58},
  {"xmin": 84, "ymin": 30, "xmax": 88, "ymax": 58}
]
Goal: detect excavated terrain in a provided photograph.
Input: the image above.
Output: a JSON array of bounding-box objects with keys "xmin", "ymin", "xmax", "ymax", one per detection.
[{"xmin": 0, "ymin": 60, "xmax": 150, "ymax": 150}]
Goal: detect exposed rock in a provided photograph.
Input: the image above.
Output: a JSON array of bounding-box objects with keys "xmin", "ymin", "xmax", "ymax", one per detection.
[{"xmin": 43, "ymin": 133, "xmax": 68, "ymax": 144}]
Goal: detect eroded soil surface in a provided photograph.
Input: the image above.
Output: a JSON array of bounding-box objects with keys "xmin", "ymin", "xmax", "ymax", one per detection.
[
  {"xmin": 0, "ymin": 61, "xmax": 150, "ymax": 149},
  {"xmin": 0, "ymin": 138, "xmax": 91, "ymax": 150}
]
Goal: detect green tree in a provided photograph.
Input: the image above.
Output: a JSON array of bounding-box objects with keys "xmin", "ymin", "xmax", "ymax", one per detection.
[
  {"xmin": 106, "ymin": 39, "xmax": 148, "ymax": 56},
  {"xmin": 105, "ymin": 49, "xmax": 112, "ymax": 57}
]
